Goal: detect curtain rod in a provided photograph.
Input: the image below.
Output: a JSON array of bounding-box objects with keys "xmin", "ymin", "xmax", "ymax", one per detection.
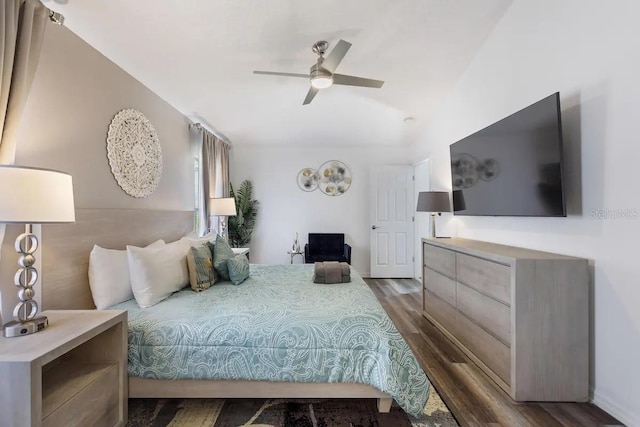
[
  {"xmin": 41, "ymin": 0, "xmax": 65, "ymax": 25},
  {"xmin": 48, "ymin": 10, "xmax": 64, "ymax": 25},
  {"xmin": 189, "ymin": 122, "xmax": 232, "ymax": 147}
]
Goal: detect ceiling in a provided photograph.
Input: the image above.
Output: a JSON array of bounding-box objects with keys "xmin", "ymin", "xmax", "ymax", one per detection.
[{"xmin": 45, "ymin": 0, "xmax": 512, "ymax": 146}]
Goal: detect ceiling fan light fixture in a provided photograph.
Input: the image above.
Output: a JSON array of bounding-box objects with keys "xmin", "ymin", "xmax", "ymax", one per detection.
[
  {"xmin": 310, "ymin": 65, "xmax": 333, "ymax": 89},
  {"xmin": 311, "ymin": 75, "xmax": 333, "ymax": 89},
  {"xmin": 254, "ymin": 40, "xmax": 384, "ymax": 105}
]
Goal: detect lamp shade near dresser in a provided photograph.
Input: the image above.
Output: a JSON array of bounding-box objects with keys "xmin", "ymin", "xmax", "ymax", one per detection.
[{"xmin": 422, "ymin": 237, "xmax": 589, "ymax": 402}]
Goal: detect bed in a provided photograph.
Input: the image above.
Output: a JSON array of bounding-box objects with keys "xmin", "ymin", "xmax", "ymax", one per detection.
[{"xmin": 41, "ymin": 209, "xmax": 430, "ymax": 417}]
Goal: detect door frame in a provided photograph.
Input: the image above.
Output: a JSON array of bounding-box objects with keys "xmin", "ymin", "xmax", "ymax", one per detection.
[{"xmin": 413, "ymin": 158, "xmax": 430, "ymax": 280}]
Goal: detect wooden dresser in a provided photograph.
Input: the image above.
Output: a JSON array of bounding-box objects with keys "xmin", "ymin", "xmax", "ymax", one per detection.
[{"xmin": 421, "ymin": 237, "xmax": 589, "ymax": 402}]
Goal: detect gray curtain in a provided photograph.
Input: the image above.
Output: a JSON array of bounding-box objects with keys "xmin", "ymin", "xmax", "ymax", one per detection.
[
  {"xmin": 0, "ymin": 0, "xmax": 48, "ymax": 325},
  {"xmin": 0, "ymin": 0, "xmax": 48, "ymax": 163},
  {"xmin": 198, "ymin": 129, "xmax": 231, "ymax": 236}
]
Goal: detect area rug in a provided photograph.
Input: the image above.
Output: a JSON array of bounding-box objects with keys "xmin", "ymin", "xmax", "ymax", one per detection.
[{"xmin": 126, "ymin": 386, "xmax": 458, "ymax": 427}]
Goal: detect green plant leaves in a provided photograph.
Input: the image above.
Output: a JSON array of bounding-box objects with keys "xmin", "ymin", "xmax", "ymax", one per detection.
[{"xmin": 228, "ymin": 180, "xmax": 259, "ymax": 248}]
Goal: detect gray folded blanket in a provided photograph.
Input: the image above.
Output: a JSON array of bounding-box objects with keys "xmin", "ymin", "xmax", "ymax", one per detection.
[{"xmin": 313, "ymin": 261, "xmax": 351, "ymax": 284}]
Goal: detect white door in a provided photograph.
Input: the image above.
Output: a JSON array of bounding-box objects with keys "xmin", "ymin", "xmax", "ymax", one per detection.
[
  {"xmin": 370, "ymin": 165, "xmax": 414, "ymax": 278},
  {"xmin": 414, "ymin": 160, "xmax": 430, "ymax": 280}
]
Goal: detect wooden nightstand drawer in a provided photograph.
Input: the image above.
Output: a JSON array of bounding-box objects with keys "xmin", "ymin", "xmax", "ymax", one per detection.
[{"xmin": 43, "ymin": 363, "xmax": 119, "ymax": 427}]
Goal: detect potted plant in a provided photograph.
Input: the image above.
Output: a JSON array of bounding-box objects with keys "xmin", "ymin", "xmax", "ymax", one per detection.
[{"xmin": 228, "ymin": 180, "xmax": 259, "ymax": 248}]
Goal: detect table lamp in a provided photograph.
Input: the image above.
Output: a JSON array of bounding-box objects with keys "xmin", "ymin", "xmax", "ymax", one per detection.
[
  {"xmin": 0, "ymin": 166, "xmax": 75, "ymax": 338},
  {"xmin": 209, "ymin": 197, "xmax": 236, "ymax": 241},
  {"xmin": 416, "ymin": 191, "xmax": 451, "ymax": 238}
]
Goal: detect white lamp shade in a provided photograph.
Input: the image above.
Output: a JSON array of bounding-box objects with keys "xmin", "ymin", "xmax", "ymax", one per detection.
[
  {"xmin": 0, "ymin": 166, "xmax": 75, "ymax": 223},
  {"xmin": 209, "ymin": 197, "xmax": 237, "ymax": 216}
]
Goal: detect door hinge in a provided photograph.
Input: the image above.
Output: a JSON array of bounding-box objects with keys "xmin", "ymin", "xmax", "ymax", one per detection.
[
  {"xmin": 412, "ymin": 175, "xmax": 415, "ymax": 181},
  {"xmin": 412, "ymin": 256, "xmax": 415, "ymax": 262},
  {"xmin": 412, "ymin": 216, "xmax": 415, "ymax": 222}
]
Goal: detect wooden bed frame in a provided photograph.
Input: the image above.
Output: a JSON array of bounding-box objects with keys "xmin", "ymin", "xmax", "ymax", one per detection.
[{"xmin": 42, "ymin": 208, "xmax": 393, "ymax": 412}]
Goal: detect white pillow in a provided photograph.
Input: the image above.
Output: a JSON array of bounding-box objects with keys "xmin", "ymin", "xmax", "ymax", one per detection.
[
  {"xmin": 88, "ymin": 240, "xmax": 164, "ymax": 309},
  {"xmin": 127, "ymin": 241, "xmax": 190, "ymax": 308},
  {"xmin": 180, "ymin": 231, "xmax": 217, "ymax": 248}
]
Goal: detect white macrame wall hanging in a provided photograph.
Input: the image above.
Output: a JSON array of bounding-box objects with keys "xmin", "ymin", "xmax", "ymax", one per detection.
[{"xmin": 106, "ymin": 109, "xmax": 163, "ymax": 198}]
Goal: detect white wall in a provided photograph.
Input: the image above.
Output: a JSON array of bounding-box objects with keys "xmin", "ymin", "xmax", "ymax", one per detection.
[
  {"xmin": 411, "ymin": 1, "xmax": 640, "ymax": 424},
  {"xmin": 231, "ymin": 145, "xmax": 411, "ymax": 276}
]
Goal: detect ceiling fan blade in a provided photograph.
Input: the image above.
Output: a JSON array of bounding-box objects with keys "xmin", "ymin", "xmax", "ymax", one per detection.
[
  {"xmin": 321, "ymin": 39, "xmax": 351, "ymax": 73},
  {"xmin": 333, "ymin": 74, "xmax": 384, "ymax": 88},
  {"xmin": 303, "ymin": 86, "xmax": 319, "ymax": 105},
  {"xmin": 253, "ymin": 71, "xmax": 310, "ymax": 78}
]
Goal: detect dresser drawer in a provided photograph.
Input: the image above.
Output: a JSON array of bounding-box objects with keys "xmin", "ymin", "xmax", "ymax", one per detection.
[
  {"xmin": 456, "ymin": 253, "xmax": 511, "ymax": 305},
  {"xmin": 423, "ymin": 289, "xmax": 457, "ymax": 335},
  {"xmin": 457, "ymin": 312, "xmax": 511, "ymax": 386},
  {"xmin": 424, "ymin": 267, "xmax": 456, "ymax": 306},
  {"xmin": 457, "ymin": 282, "xmax": 511, "ymax": 345},
  {"xmin": 424, "ymin": 243, "xmax": 455, "ymax": 278}
]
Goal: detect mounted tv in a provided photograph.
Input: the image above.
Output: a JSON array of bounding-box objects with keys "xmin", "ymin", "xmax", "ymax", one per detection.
[{"xmin": 450, "ymin": 92, "xmax": 566, "ymax": 217}]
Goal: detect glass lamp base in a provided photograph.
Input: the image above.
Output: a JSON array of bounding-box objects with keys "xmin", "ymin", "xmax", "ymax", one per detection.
[{"xmin": 3, "ymin": 316, "xmax": 48, "ymax": 338}]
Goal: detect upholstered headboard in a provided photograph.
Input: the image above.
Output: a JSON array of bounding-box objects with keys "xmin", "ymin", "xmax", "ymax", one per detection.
[{"xmin": 42, "ymin": 208, "xmax": 194, "ymax": 310}]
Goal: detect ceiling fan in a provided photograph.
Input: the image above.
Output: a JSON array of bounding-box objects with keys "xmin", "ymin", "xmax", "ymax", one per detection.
[{"xmin": 253, "ymin": 40, "xmax": 385, "ymax": 105}]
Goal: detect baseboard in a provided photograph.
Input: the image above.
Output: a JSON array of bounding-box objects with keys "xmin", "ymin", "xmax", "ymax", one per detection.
[
  {"xmin": 592, "ymin": 390, "xmax": 638, "ymax": 426},
  {"xmin": 359, "ymin": 272, "xmax": 370, "ymax": 278}
]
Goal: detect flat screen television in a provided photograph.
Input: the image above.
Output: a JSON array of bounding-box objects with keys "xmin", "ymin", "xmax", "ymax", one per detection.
[{"xmin": 450, "ymin": 92, "xmax": 566, "ymax": 217}]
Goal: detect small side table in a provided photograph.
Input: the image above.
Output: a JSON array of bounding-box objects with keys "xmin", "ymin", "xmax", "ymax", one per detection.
[
  {"xmin": 0, "ymin": 310, "xmax": 127, "ymax": 427},
  {"xmin": 287, "ymin": 250, "xmax": 304, "ymax": 264}
]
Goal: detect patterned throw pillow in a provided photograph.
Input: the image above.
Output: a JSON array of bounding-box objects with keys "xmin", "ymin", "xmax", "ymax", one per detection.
[
  {"xmin": 186, "ymin": 244, "xmax": 217, "ymax": 291},
  {"xmin": 211, "ymin": 235, "xmax": 235, "ymax": 281},
  {"xmin": 227, "ymin": 254, "xmax": 250, "ymax": 285}
]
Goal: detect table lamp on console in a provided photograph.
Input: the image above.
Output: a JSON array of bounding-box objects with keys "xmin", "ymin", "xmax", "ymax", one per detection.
[
  {"xmin": 209, "ymin": 197, "xmax": 237, "ymax": 241},
  {"xmin": 416, "ymin": 191, "xmax": 451, "ymax": 238},
  {"xmin": 0, "ymin": 166, "xmax": 75, "ymax": 338}
]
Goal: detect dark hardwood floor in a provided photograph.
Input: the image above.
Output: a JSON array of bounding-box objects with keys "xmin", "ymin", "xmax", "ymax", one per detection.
[{"xmin": 365, "ymin": 277, "xmax": 623, "ymax": 427}]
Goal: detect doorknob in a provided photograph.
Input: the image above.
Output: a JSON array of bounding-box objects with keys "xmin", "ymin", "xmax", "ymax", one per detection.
[{"xmin": 371, "ymin": 225, "xmax": 379, "ymax": 230}]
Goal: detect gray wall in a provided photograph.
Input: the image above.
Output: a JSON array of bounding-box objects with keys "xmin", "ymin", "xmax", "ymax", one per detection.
[
  {"xmin": 1, "ymin": 24, "xmax": 194, "ymax": 320},
  {"xmin": 15, "ymin": 24, "xmax": 194, "ymax": 209}
]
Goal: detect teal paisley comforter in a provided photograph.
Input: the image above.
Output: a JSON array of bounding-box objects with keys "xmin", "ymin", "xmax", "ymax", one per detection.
[{"xmin": 111, "ymin": 264, "xmax": 430, "ymax": 416}]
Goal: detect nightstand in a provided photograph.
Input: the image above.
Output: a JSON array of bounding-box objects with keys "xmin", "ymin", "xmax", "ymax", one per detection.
[{"xmin": 0, "ymin": 310, "xmax": 127, "ymax": 427}]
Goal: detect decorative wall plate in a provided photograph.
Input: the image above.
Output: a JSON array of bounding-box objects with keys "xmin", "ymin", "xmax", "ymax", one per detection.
[
  {"xmin": 107, "ymin": 109, "xmax": 163, "ymax": 198},
  {"xmin": 318, "ymin": 160, "xmax": 352, "ymax": 196},
  {"xmin": 297, "ymin": 168, "xmax": 319, "ymax": 192}
]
